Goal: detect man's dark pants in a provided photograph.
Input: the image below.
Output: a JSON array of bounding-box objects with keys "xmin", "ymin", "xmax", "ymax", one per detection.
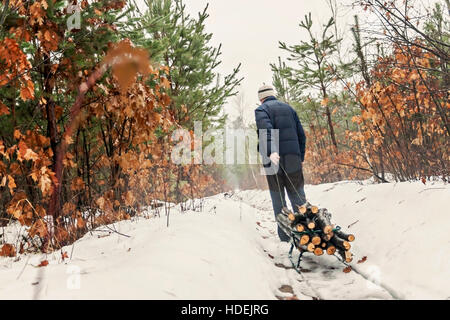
[{"xmin": 265, "ymin": 155, "xmax": 306, "ymax": 242}]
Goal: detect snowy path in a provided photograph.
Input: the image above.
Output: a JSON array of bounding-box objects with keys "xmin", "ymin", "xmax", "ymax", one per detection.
[
  {"xmin": 228, "ymin": 194, "xmax": 393, "ymax": 300},
  {"xmin": 233, "ymin": 179, "xmax": 450, "ymax": 300},
  {"xmin": 0, "ymin": 180, "xmax": 448, "ymax": 299}
]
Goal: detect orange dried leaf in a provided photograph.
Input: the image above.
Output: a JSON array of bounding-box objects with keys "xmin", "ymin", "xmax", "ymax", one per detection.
[
  {"xmin": 38, "ymin": 260, "xmax": 49, "ymax": 267},
  {"xmin": 357, "ymin": 256, "xmax": 367, "ymax": 264},
  {"xmin": 77, "ymin": 217, "xmax": 85, "ymax": 229},
  {"xmin": 104, "ymin": 40, "xmax": 150, "ymax": 93},
  {"xmin": 29, "ymin": 220, "xmax": 48, "ymax": 238},
  {"xmin": 70, "ymin": 177, "xmax": 85, "ymax": 191},
  {"xmin": 160, "ymin": 77, "xmax": 171, "ymax": 89},
  {"xmin": 0, "ymin": 244, "xmax": 16, "ymax": 257},
  {"xmin": 19, "ymin": 86, "xmax": 34, "ymax": 101},
  {"xmin": 44, "ymin": 30, "xmax": 52, "ymax": 41},
  {"xmin": 7, "ymin": 175, "xmax": 16, "ymax": 194},
  {"xmin": 18, "ymin": 141, "xmax": 38, "ymax": 161},
  {"xmin": 96, "ymin": 197, "xmax": 106, "ymax": 210},
  {"xmin": 38, "ymin": 167, "xmax": 52, "ymax": 195},
  {"xmin": 1, "ymin": 176, "xmax": 6, "ymax": 187},
  {"xmin": 0, "ymin": 101, "xmax": 10, "ymax": 116},
  {"xmin": 14, "ymin": 129, "xmax": 22, "ymax": 140}
]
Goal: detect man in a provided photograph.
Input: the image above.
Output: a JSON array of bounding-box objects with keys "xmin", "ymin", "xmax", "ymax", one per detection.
[{"xmin": 255, "ymin": 85, "xmax": 307, "ymax": 242}]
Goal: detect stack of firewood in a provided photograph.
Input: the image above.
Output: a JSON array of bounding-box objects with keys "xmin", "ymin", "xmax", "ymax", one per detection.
[{"xmin": 276, "ymin": 203, "xmax": 355, "ymax": 263}]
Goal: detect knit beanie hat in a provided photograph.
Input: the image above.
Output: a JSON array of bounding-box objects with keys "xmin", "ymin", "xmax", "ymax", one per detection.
[{"xmin": 258, "ymin": 85, "xmax": 276, "ymax": 101}]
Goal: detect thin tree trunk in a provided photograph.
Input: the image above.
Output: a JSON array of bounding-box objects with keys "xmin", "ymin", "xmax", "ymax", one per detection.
[{"xmin": 48, "ymin": 65, "xmax": 107, "ymax": 221}]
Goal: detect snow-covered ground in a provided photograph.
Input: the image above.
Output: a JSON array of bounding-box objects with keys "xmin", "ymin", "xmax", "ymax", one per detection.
[
  {"xmin": 0, "ymin": 179, "xmax": 448, "ymax": 299},
  {"xmin": 236, "ymin": 180, "xmax": 450, "ymax": 300}
]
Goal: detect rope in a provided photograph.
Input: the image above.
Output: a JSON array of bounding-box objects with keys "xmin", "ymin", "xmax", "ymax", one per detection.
[
  {"xmin": 272, "ymin": 159, "xmax": 303, "ymax": 210},
  {"xmin": 274, "ymin": 170, "xmax": 286, "ymax": 207},
  {"xmin": 279, "ymin": 163, "xmax": 305, "ymax": 203}
]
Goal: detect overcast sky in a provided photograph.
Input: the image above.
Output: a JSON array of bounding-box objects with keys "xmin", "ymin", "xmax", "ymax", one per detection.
[
  {"xmin": 179, "ymin": 0, "xmax": 367, "ymax": 121},
  {"xmin": 136, "ymin": 0, "xmax": 438, "ymax": 123},
  {"xmin": 181, "ymin": 0, "xmax": 359, "ymax": 122}
]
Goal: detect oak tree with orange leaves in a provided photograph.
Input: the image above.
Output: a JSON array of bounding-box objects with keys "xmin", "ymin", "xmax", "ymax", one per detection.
[
  {"xmin": 271, "ymin": 0, "xmax": 448, "ymax": 185},
  {"xmin": 0, "ymin": 1, "xmax": 224, "ymax": 254}
]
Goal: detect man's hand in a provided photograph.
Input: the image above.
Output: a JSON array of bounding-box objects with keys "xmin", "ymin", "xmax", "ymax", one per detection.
[{"xmin": 269, "ymin": 152, "xmax": 280, "ymax": 165}]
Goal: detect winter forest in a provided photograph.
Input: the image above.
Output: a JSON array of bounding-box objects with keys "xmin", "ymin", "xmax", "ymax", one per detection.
[{"xmin": 0, "ymin": 0, "xmax": 449, "ymax": 301}]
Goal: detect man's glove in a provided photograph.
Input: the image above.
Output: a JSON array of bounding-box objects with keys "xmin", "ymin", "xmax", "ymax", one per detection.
[{"xmin": 269, "ymin": 152, "xmax": 280, "ymax": 166}]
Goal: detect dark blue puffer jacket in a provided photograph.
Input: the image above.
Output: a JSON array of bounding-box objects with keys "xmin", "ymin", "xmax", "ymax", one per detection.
[{"xmin": 255, "ymin": 96, "xmax": 306, "ymax": 162}]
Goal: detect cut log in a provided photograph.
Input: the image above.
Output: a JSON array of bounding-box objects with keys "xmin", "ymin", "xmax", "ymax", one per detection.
[
  {"xmin": 337, "ymin": 249, "xmax": 353, "ymax": 263},
  {"xmin": 323, "ymin": 225, "xmax": 334, "ymax": 234},
  {"xmin": 283, "ymin": 207, "xmax": 306, "ymax": 225},
  {"xmin": 315, "ymin": 209, "xmax": 334, "ymax": 235},
  {"xmin": 326, "ymin": 244, "xmax": 336, "ymax": 255},
  {"xmin": 322, "ymin": 232, "xmax": 334, "ymax": 242},
  {"xmin": 276, "ymin": 205, "xmax": 356, "ymax": 265},
  {"xmin": 297, "ymin": 205, "xmax": 307, "ymax": 215},
  {"xmin": 275, "ymin": 213, "xmax": 311, "ymax": 251},
  {"xmin": 295, "ymin": 223, "xmax": 305, "ymax": 233},
  {"xmin": 345, "ymin": 250, "xmax": 353, "ymax": 263},
  {"xmin": 331, "ymin": 235, "xmax": 351, "ymax": 251},
  {"xmin": 311, "ymin": 234, "xmax": 321, "ymax": 246},
  {"xmin": 282, "ymin": 207, "xmax": 296, "ymax": 222},
  {"xmin": 300, "ymin": 202, "xmax": 319, "ymax": 215},
  {"xmin": 306, "ymin": 218, "xmax": 316, "ymax": 230},
  {"xmin": 275, "ymin": 213, "xmax": 293, "ymax": 239},
  {"xmin": 314, "ymin": 247, "xmax": 324, "ymax": 256},
  {"xmin": 299, "ymin": 235, "xmax": 310, "ymax": 245},
  {"xmin": 291, "ymin": 234, "xmax": 304, "ymax": 249},
  {"xmin": 335, "ymin": 229, "xmax": 356, "ymax": 242},
  {"xmin": 307, "ymin": 243, "xmax": 315, "ymax": 252}
]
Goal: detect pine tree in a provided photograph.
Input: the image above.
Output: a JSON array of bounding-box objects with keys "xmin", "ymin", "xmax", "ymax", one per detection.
[
  {"xmin": 273, "ymin": 13, "xmax": 342, "ymax": 150},
  {"xmin": 130, "ymin": 0, "xmax": 242, "ymax": 130},
  {"xmin": 271, "ymin": 57, "xmax": 292, "ymax": 104}
]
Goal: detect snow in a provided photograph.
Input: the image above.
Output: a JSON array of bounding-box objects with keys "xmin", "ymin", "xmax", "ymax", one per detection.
[
  {"xmin": 236, "ymin": 179, "xmax": 450, "ymax": 300},
  {"xmin": 0, "ymin": 200, "xmax": 276, "ymax": 299},
  {"xmin": 0, "ymin": 180, "xmax": 449, "ymax": 300}
]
